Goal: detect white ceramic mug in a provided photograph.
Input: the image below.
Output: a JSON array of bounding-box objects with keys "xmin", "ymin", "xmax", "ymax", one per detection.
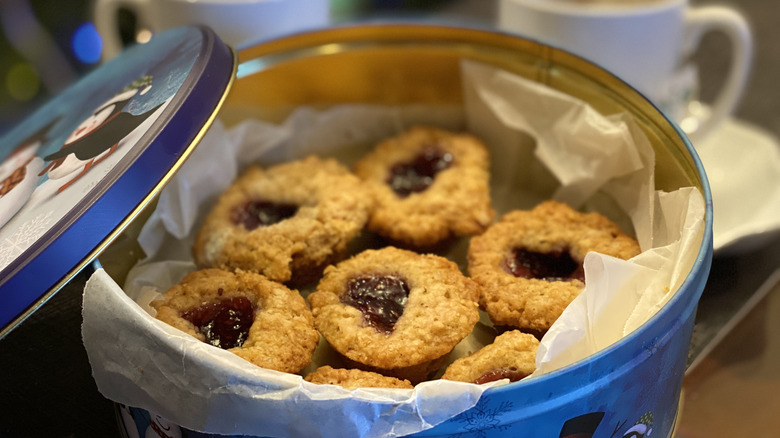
[
  {"xmin": 94, "ymin": 0, "xmax": 330, "ymax": 59},
  {"xmin": 498, "ymin": 0, "xmax": 753, "ymax": 141}
]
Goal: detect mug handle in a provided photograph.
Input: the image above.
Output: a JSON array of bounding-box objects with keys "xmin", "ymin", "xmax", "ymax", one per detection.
[
  {"xmin": 683, "ymin": 6, "xmax": 753, "ymax": 141},
  {"xmin": 93, "ymin": 0, "xmax": 154, "ymax": 61}
]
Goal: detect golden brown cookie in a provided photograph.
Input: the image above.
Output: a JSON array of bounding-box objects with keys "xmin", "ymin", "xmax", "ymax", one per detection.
[
  {"xmin": 193, "ymin": 156, "xmax": 374, "ymax": 284},
  {"xmin": 151, "ymin": 268, "xmax": 319, "ymax": 373},
  {"xmin": 305, "ymin": 366, "xmax": 414, "ymax": 389},
  {"xmin": 468, "ymin": 201, "xmax": 641, "ymax": 334},
  {"xmin": 354, "ymin": 126, "xmax": 494, "ymax": 248},
  {"xmin": 441, "ymin": 330, "xmax": 538, "ymax": 384},
  {"xmin": 308, "ymin": 247, "xmax": 480, "ymax": 384}
]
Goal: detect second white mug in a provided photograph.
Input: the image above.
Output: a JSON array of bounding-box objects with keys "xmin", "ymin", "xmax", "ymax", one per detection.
[{"xmin": 498, "ymin": 0, "xmax": 753, "ymax": 142}]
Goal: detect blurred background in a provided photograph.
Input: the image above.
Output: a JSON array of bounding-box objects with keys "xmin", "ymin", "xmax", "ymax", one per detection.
[
  {"xmin": 4, "ymin": 0, "xmax": 775, "ymax": 139},
  {"xmin": 0, "ymin": 0, "xmax": 478, "ymax": 137},
  {"xmin": 0, "ymin": 0, "xmax": 103, "ymax": 135}
]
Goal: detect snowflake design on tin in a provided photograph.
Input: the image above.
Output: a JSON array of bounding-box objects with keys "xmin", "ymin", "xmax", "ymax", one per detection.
[
  {"xmin": 453, "ymin": 398, "xmax": 514, "ymax": 438},
  {"xmin": 0, "ymin": 211, "xmax": 55, "ymax": 270}
]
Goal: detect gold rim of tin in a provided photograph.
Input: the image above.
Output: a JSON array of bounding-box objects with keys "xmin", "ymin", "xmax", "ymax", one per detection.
[{"xmin": 227, "ymin": 23, "xmax": 702, "ymax": 193}]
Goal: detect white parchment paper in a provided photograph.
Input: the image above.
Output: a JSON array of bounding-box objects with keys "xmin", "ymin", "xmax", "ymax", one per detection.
[{"xmin": 82, "ymin": 59, "xmax": 705, "ymax": 437}]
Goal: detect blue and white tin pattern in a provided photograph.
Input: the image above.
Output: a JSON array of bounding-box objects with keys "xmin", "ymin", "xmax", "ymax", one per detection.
[{"xmin": 0, "ymin": 26, "xmax": 235, "ymax": 337}]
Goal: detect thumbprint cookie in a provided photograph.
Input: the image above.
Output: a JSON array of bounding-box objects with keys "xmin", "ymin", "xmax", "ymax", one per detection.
[
  {"xmin": 441, "ymin": 330, "xmax": 538, "ymax": 384},
  {"xmin": 151, "ymin": 268, "xmax": 319, "ymax": 373},
  {"xmin": 354, "ymin": 126, "xmax": 494, "ymax": 248},
  {"xmin": 305, "ymin": 366, "xmax": 414, "ymax": 389},
  {"xmin": 468, "ymin": 201, "xmax": 641, "ymax": 334},
  {"xmin": 193, "ymin": 156, "xmax": 373, "ymax": 284},
  {"xmin": 308, "ymin": 247, "xmax": 480, "ymax": 383}
]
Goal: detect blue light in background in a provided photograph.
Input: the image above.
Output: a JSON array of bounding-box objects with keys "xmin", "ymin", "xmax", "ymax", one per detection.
[{"xmin": 71, "ymin": 22, "xmax": 102, "ymax": 64}]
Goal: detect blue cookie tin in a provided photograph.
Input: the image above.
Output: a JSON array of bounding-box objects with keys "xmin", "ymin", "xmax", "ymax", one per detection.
[
  {"xmin": 0, "ymin": 22, "xmax": 712, "ymax": 438},
  {"xmin": 118, "ymin": 24, "xmax": 712, "ymax": 438}
]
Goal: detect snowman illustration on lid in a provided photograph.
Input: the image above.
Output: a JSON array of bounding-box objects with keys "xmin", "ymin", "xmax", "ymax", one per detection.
[{"xmin": 37, "ymin": 75, "xmax": 164, "ymax": 194}]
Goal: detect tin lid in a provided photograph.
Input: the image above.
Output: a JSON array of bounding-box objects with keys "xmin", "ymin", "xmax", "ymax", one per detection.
[{"xmin": 0, "ymin": 26, "xmax": 235, "ymax": 337}]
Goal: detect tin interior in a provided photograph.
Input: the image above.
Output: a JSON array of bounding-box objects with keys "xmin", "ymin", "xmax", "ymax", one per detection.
[
  {"xmin": 99, "ymin": 23, "xmax": 706, "ymax": 286},
  {"xmin": 223, "ymin": 21, "xmax": 712, "ymax": 370},
  {"xmin": 222, "ymin": 24, "xmax": 704, "ymax": 196},
  {"xmin": 219, "ymin": 20, "xmax": 712, "ymax": 385}
]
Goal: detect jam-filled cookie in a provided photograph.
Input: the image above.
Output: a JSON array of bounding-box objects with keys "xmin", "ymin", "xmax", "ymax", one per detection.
[
  {"xmin": 305, "ymin": 366, "xmax": 414, "ymax": 389},
  {"xmin": 441, "ymin": 330, "xmax": 538, "ymax": 384},
  {"xmin": 151, "ymin": 268, "xmax": 319, "ymax": 373},
  {"xmin": 308, "ymin": 247, "xmax": 480, "ymax": 384},
  {"xmin": 193, "ymin": 156, "xmax": 373, "ymax": 284},
  {"xmin": 354, "ymin": 126, "xmax": 494, "ymax": 248},
  {"xmin": 469, "ymin": 201, "xmax": 641, "ymax": 334}
]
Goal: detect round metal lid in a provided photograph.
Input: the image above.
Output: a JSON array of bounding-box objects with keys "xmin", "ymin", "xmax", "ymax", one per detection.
[{"xmin": 0, "ymin": 26, "xmax": 235, "ymax": 338}]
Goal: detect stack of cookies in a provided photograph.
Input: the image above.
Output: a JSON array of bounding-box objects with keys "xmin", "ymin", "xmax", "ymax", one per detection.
[{"xmin": 151, "ymin": 126, "xmax": 641, "ymax": 388}]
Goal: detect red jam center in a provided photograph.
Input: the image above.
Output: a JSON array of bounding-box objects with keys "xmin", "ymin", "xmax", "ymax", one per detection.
[
  {"xmin": 387, "ymin": 146, "xmax": 454, "ymax": 197},
  {"xmin": 342, "ymin": 275, "xmax": 410, "ymax": 334},
  {"xmin": 181, "ymin": 295, "xmax": 255, "ymax": 349},
  {"xmin": 504, "ymin": 248, "xmax": 585, "ymax": 282},
  {"xmin": 473, "ymin": 368, "xmax": 530, "ymax": 385},
  {"xmin": 230, "ymin": 200, "xmax": 298, "ymax": 231}
]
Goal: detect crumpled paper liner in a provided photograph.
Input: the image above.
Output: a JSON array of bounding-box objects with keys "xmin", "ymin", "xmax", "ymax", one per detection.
[{"xmin": 82, "ymin": 59, "xmax": 705, "ymax": 437}]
